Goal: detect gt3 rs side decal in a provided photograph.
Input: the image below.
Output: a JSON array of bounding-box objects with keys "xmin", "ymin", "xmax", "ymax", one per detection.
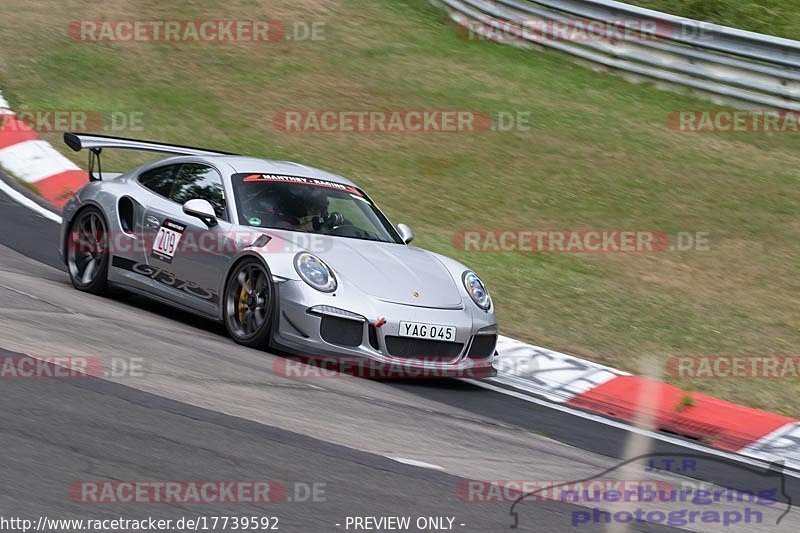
[{"xmin": 111, "ymin": 256, "xmax": 218, "ymax": 302}]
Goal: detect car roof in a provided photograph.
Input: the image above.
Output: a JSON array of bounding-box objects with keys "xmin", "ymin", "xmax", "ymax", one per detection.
[
  {"xmin": 147, "ymin": 155, "xmax": 359, "ymax": 188},
  {"xmin": 221, "ymin": 156, "xmax": 359, "ymax": 188}
]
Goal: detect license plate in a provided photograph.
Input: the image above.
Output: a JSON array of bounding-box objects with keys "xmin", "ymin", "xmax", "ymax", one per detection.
[{"xmin": 399, "ymin": 321, "xmax": 456, "ymax": 341}]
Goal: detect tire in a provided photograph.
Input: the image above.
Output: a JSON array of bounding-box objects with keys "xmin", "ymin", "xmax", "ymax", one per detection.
[
  {"xmin": 66, "ymin": 207, "xmax": 110, "ymax": 295},
  {"xmin": 223, "ymin": 258, "xmax": 275, "ymax": 348}
]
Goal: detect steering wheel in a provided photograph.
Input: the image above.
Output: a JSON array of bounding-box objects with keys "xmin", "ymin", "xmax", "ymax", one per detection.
[
  {"xmin": 323, "ymin": 212, "xmax": 352, "ymax": 231},
  {"xmin": 322, "ymin": 211, "xmax": 381, "ymax": 240},
  {"xmin": 329, "ymin": 212, "xmax": 345, "ymax": 226},
  {"xmin": 329, "ymin": 223, "xmax": 370, "ymax": 239}
]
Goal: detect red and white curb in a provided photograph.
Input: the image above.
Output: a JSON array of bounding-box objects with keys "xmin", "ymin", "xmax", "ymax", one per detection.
[
  {"xmin": 0, "ymin": 90, "xmax": 87, "ymax": 209},
  {"xmin": 741, "ymin": 422, "xmax": 800, "ymax": 465},
  {"xmin": 490, "ymin": 336, "xmax": 800, "ymax": 470},
  {"xmin": 0, "ymin": 87, "xmax": 798, "ymax": 473},
  {"xmin": 493, "ymin": 336, "xmax": 627, "ymax": 402}
]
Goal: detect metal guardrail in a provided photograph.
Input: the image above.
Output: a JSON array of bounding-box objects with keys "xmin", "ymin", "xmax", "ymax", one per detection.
[{"xmin": 436, "ymin": 0, "xmax": 800, "ymax": 110}]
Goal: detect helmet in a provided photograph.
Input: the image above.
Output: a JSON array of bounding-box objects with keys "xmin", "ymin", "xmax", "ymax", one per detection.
[
  {"xmin": 286, "ymin": 187, "xmax": 328, "ymax": 218},
  {"xmin": 306, "ymin": 188, "xmax": 328, "ymax": 211}
]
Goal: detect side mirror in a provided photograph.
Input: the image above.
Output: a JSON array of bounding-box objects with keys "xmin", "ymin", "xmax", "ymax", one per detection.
[
  {"xmin": 183, "ymin": 199, "xmax": 218, "ymax": 227},
  {"xmin": 396, "ymin": 223, "xmax": 414, "ymax": 244}
]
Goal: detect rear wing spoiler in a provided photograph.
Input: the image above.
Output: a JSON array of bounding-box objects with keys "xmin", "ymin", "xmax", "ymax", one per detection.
[{"xmin": 63, "ymin": 132, "xmax": 239, "ymax": 181}]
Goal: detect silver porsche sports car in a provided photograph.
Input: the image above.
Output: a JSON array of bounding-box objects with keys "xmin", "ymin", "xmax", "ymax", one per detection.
[{"xmin": 58, "ymin": 133, "xmax": 497, "ymax": 377}]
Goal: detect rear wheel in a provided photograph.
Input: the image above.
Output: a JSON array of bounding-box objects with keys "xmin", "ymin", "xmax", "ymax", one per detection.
[
  {"xmin": 224, "ymin": 258, "xmax": 275, "ymax": 348},
  {"xmin": 66, "ymin": 207, "xmax": 110, "ymax": 295}
]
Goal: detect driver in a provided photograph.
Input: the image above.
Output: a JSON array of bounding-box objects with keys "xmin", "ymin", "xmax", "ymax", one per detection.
[
  {"xmin": 243, "ymin": 185, "xmax": 333, "ymax": 231},
  {"xmin": 241, "ymin": 189, "xmax": 281, "ymax": 227},
  {"xmin": 294, "ymin": 188, "xmax": 328, "ymax": 231}
]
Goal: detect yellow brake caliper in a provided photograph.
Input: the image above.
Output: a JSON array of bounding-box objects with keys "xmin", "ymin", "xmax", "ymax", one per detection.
[{"xmin": 238, "ymin": 282, "xmax": 250, "ymax": 322}]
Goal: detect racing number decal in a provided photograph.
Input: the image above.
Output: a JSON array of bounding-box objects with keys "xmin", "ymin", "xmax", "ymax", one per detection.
[{"xmin": 151, "ymin": 219, "xmax": 186, "ymax": 263}]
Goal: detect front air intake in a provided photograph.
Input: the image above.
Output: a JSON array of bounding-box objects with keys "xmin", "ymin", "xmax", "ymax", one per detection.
[
  {"xmin": 466, "ymin": 334, "xmax": 497, "ymax": 359},
  {"xmin": 384, "ymin": 337, "xmax": 463, "ymax": 361},
  {"xmin": 319, "ymin": 315, "xmax": 363, "ymax": 347}
]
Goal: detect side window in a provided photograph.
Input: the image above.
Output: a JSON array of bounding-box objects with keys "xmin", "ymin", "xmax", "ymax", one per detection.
[
  {"xmin": 172, "ymin": 164, "xmax": 228, "ymax": 220},
  {"xmin": 138, "ymin": 164, "xmax": 179, "ymax": 198}
]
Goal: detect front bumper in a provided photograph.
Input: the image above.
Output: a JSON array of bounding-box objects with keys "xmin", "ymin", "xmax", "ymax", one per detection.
[{"xmin": 271, "ymin": 280, "xmax": 497, "ymax": 379}]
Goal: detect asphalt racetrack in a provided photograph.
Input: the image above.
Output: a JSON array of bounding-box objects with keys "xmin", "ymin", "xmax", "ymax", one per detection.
[{"xmin": 0, "ymin": 183, "xmax": 796, "ymax": 532}]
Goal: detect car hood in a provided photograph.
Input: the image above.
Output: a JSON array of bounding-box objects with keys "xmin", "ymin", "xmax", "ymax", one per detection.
[{"xmin": 275, "ymin": 232, "xmax": 464, "ymax": 309}]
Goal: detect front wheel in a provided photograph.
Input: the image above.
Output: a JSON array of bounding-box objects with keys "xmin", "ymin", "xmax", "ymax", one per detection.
[
  {"xmin": 223, "ymin": 258, "xmax": 275, "ymax": 348},
  {"xmin": 66, "ymin": 207, "xmax": 110, "ymax": 295}
]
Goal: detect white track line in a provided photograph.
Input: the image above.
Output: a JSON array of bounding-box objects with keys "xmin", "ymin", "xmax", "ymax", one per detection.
[
  {"xmin": 387, "ymin": 457, "xmax": 445, "ymax": 471},
  {"xmin": 464, "ymin": 378, "xmax": 800, "ymax": 479},
  {"xmin": 0, "ymin": 177, "xmax": 62, "ymax": 223}
]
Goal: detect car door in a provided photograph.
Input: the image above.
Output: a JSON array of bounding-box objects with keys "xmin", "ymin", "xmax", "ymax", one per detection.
[
  {"xmin": 142, "ymin": 162, "xmax": 235, "ymax": 317},
  {"xmin": 123, "ymin": 162, "xmax": 198, "ymax": 305}
]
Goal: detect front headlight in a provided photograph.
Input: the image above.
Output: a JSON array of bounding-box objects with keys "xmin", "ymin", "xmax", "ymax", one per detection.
[
  {"xmin": 462, "ymin": 271, "xmax": 491, "ymax": 310},
  {"xmin": 294, "ymin": 253, "xmax": 337, "ymax": 293}
]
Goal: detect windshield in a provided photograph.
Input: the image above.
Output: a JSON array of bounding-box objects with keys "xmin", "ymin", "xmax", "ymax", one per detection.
[{"xmin": 232, "ymin": 173, "xmax": 403, "ymax": 244}]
